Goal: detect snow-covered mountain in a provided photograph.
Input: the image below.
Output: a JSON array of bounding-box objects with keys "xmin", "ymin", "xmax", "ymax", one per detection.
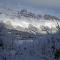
[
  {"xmin": 0, "ymin": 8, "xmax": 60, "ymax": 60},
  {"xmin": 0, "ymin": 8, "xmax": 60, "ymax": 34}
]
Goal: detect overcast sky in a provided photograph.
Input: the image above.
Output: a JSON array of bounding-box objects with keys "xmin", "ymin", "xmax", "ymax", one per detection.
[{"xmin": 0, "ymin": 0, "xmax": 60, "ymax": 8}]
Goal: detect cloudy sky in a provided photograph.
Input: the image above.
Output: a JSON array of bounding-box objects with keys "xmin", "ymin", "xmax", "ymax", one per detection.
[
  {"xmin": 0, "ymin": 0, "xmax": 60, "ymax": 17},
  {"xmin": 0, "ymin": 0, "xmax": 60, "ymax": 8}
]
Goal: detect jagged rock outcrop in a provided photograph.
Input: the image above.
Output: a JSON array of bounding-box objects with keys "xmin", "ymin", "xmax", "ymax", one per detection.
[{"xmin": 44, "ymin": 14, "xmax": 60, "ymax": 20}]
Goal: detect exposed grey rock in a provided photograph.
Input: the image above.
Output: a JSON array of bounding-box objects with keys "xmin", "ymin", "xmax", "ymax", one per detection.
[{"xmin": 44, "ymin": 14, "xmax": 60, "ymax": 20}]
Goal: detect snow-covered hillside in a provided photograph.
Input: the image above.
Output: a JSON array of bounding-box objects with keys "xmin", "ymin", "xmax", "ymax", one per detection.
[
  {"xmin": 0, "ymin": 8, "xmax": 60, "ymax": 34},
  {"xmin": 0, "ymin": 8, "xmax": 60, "ymax": 60}
]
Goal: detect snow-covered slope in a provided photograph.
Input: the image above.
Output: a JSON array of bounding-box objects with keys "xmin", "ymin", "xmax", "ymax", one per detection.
[
  {"xmin": 0, "ymin": 8, "xmax": 60, "ymax": 60},
  {"xmin": 0, "ymin": 8, "xmax": 60, "ymax": 34}
]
